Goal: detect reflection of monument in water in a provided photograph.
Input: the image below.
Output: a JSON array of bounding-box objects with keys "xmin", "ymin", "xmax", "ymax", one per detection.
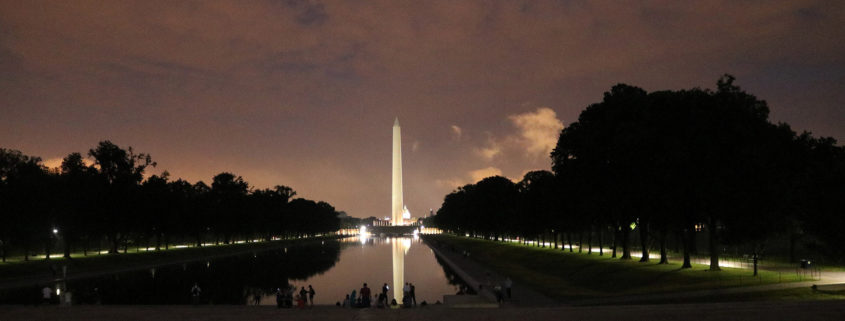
[{"xmin": 391, "ymin": 237, "xmax": 411, "ymax": 303}]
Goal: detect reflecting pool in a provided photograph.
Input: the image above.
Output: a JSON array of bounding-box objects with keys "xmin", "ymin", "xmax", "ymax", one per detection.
[
  {"xmin": 0, "ymin": 236, "xmax": 466, "ymax": 305},
  {"xmin": 280, "ymin": 236, "xmax": 461, "ymax": 305}
]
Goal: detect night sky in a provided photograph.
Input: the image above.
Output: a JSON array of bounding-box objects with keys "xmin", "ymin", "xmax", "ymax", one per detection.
[{"xmin": 2, "ymin": 1, "xmax": 843, "ymax": 218}]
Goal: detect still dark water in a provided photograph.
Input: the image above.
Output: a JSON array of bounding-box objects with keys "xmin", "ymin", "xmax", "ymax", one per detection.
[{"xmin": 0, "ymin": 236, "xmax": 467, "ymax": 305}]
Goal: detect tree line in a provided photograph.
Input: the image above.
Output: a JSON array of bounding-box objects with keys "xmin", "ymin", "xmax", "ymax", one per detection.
[
  {"xmin": 0, "ymin": 141, "xmax": 341, "ymax": 262},
  {"xmin": 434, "ymin": 75, "xmax": 845, "ymax": 271}
]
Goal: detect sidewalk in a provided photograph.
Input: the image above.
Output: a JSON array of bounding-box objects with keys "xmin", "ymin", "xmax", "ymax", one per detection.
[
  {"xmin": 571, "ymin": 279, "xmax": 832, "ymax": 305},
  {"xmin": 423, "ymin": 237, "xmax": 557, "ymax": 307}
]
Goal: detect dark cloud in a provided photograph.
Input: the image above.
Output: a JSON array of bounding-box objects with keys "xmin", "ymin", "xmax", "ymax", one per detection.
[{"xmin": 1, "ymin": 0, "xmax": 843, "ymax": 218}]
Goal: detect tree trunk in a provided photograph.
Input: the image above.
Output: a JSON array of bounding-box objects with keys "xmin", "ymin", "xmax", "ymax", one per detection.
[
  {"xmin": 155, "ymin": 232, "xmax": 162, "ymax": 251},
  {"xmin": 620, "ymin": 224, "xmax": 632, "ymax": 260},
  {"xmin": 611, "ymin": 228, "xmax": 618, "ymax": 258},
  {"xmin": 578, "ymin": 232, "xmax": 583, "ymax": 253},
  {"xmin": 587, "ymin": 228, "xmax": 593, "ymax": 255},
  {"xmin": 109, "ymin": 234, "xmax": 119, "ymax": 254},
  {"xmin": 658, "ymin": 229, "xmax": 669, "ymax": 264},
  {"xmin": 63, "ymin": 237, "xmax": 72, "ymax": 259},
  {"xmin": 598, "ymin": 228, "xmax": 604, "ymax": 256},
  {"xmin": 681, "ymin": 227, "xmax": 692, "ymax": 269},
  {"xmin": 44, "ymin": 238, "xmax": 52, "ymax": 260},
  {"xmin": 639, "ymin": 221, "xmax": 649, "ymax": 262},
  {"xmin": 83, "ymin": 237, "xmax": 88, "ymax": 256},
  {"xmin": 708, "ymin": 216, "xmax": 720, "ymax": 271},
  {"xmin": 567, "ymin": 233, "xmax": 573, "ymax": 252},
  {"xmin": 553, "ymin": 231, "xmax": 558, "ymax": 250},
  {"xmin": 753, "ymin": 252, "xmax": 759, "ymax": 276}
]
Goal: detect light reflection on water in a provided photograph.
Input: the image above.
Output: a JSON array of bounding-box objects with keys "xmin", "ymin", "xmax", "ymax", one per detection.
[
  {"xmin": 281, "ymin": 236, "xmax": 458, "ymax": 305},
  {"xmin": 0, "ymin": 236, "xmax": 462, "ymax": 305}
]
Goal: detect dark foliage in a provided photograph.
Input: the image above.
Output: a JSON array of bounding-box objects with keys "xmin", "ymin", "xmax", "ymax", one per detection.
[
  {"xmin": 0, "ymin": 142, "xmax": 341, "ymax": 261},
  {"xmin": 433, "ymin": 75, "xmax": 845, "ymax": 268}
]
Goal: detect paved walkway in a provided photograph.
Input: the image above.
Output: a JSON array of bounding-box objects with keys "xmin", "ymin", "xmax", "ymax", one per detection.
[
  {"xmin": 423, "ymin": 238, "xmax": 557, "ymax": 307},
  {"xmin": 3, "ymin": 302, "xmax": 845, "ymax": 321}
]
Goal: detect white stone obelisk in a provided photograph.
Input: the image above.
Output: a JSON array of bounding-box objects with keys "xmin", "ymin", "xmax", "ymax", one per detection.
[{"xmin": 392, "ymin": 118, "xmax": 404, "ymax": 226}]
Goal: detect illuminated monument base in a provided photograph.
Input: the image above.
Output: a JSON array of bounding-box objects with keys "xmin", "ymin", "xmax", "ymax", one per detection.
[{"xmin": 370, "ymin": 225, "xmax": 418, "ymax": 236}]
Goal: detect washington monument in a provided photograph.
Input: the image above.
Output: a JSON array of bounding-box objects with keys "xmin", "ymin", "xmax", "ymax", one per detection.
[{"xmin": 392, "ymin": 117, "xmax": 405, "ymax": 226}]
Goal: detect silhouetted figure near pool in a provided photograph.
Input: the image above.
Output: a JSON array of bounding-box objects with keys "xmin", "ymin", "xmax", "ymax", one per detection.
[
  {"xmin": 504, "ymin": 277, "xmax": 513, "ymax": 299},
  {"xmin": 360, "ymin": 283, "xmax": 371, "ymax": 307},
  {"xmin": 299, "ymin": 287, "xmax": 308, "ymax": 305},
  {"xmin": 286, "ymin": 286, "xmax": 294, "ymax": 307},
  {"xmin": 190, "ymin": 283, "xmax": 201, "ymax": 305},
  {"xmin": 494, "ymin": 284, "xmax": 504, "ymax": 304},
  {"xmin": 342, "ymin": 294, "xmax": 350, "ymax": 307},
  {"xmin": 275, "ymin": 288, "xmax": 283, "ymax": 308},
  {"xmin": 349, "ymin": 289, "xmax": 357, "ymax": 308},
  {"xmin": 308, "ymin": 285, "xmax": 315, "ymax": 306},
  {"xmin": 382, "ymin": 283, "xmax": 389, "ymax": 299},
  {"xmin": 41, "ymin": 286, "xmax": 52, "ymax": 305},
  {"xmin": 93, "ymin": 287, "xmax": 101, "ymax": 305},
  {"xmin": 409, "ymin": 283, "xmax": 416, "ymax": 306},
  {"xmin": 377, "ymin": 292, "xmax": 386, "ymax": 308}
]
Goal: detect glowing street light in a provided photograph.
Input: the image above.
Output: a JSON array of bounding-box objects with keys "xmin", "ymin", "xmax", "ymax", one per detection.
[{"xmin": 52, "ymin": 228, "xmax": 58, "ymax": 234}]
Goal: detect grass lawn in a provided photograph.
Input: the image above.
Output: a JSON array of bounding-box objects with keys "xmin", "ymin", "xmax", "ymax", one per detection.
[
  {"xmin": 427, "ymin": 234, "xmax": 807, "ymax": 301},
  {"xmin": 0, "ymin": 236, "xmax": 341, "ymax": 284}
]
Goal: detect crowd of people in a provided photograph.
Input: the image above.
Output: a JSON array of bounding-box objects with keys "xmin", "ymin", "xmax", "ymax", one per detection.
[
  {"xmin": 339, "ymin": 282, "xmax": 428, "ymax": 309},
  {"xmin": 271, "ymin": 284, "xmax": 316, "ymax": 308}
]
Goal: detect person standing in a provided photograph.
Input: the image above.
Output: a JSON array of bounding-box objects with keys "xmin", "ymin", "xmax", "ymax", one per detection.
[
  {"xmin": 382, "ymin": 283, "xmax": 389, "ymax": 299},
  {"xmin": 494, "ymin": 284, "xmax": 504, "ymax": 304},
  {"xmin": 299, "ymin": 287, "xmax": 308, "ymax": 306},
  {"xmin": 275, "ymin": 288, "xmax": 283, "ymax": 308},
  {"xmin": 41, "ymin": 286, "xmax": 52, "ymax": 305},
  {"xmin": 409, "ymin": 283, "xmax": 416, "ymax": 306},
  {"xmin": 504, "ymin": 277, "xmax": 513, "ymax": 299},
  {"xmin": 190, "ymin": 283, "xmax": 201, "ymax": 305},
  {"xmin": 360, "ymin": 283, "xmax": 371, "ymax": 307},
  {"xmin": 402, "ymin": 283, "xmax": 411, "ymax": 307},
  {"xmin": 349, "ymin": 289, "xmax": 357, "ymax": 308},
  {"xmin": 286, "ymin": 286, "xmax": 294, "ymax": 308},
  {"xmin": 308, "ymin": 285, "xmax": 315, "ymax": 306}
]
